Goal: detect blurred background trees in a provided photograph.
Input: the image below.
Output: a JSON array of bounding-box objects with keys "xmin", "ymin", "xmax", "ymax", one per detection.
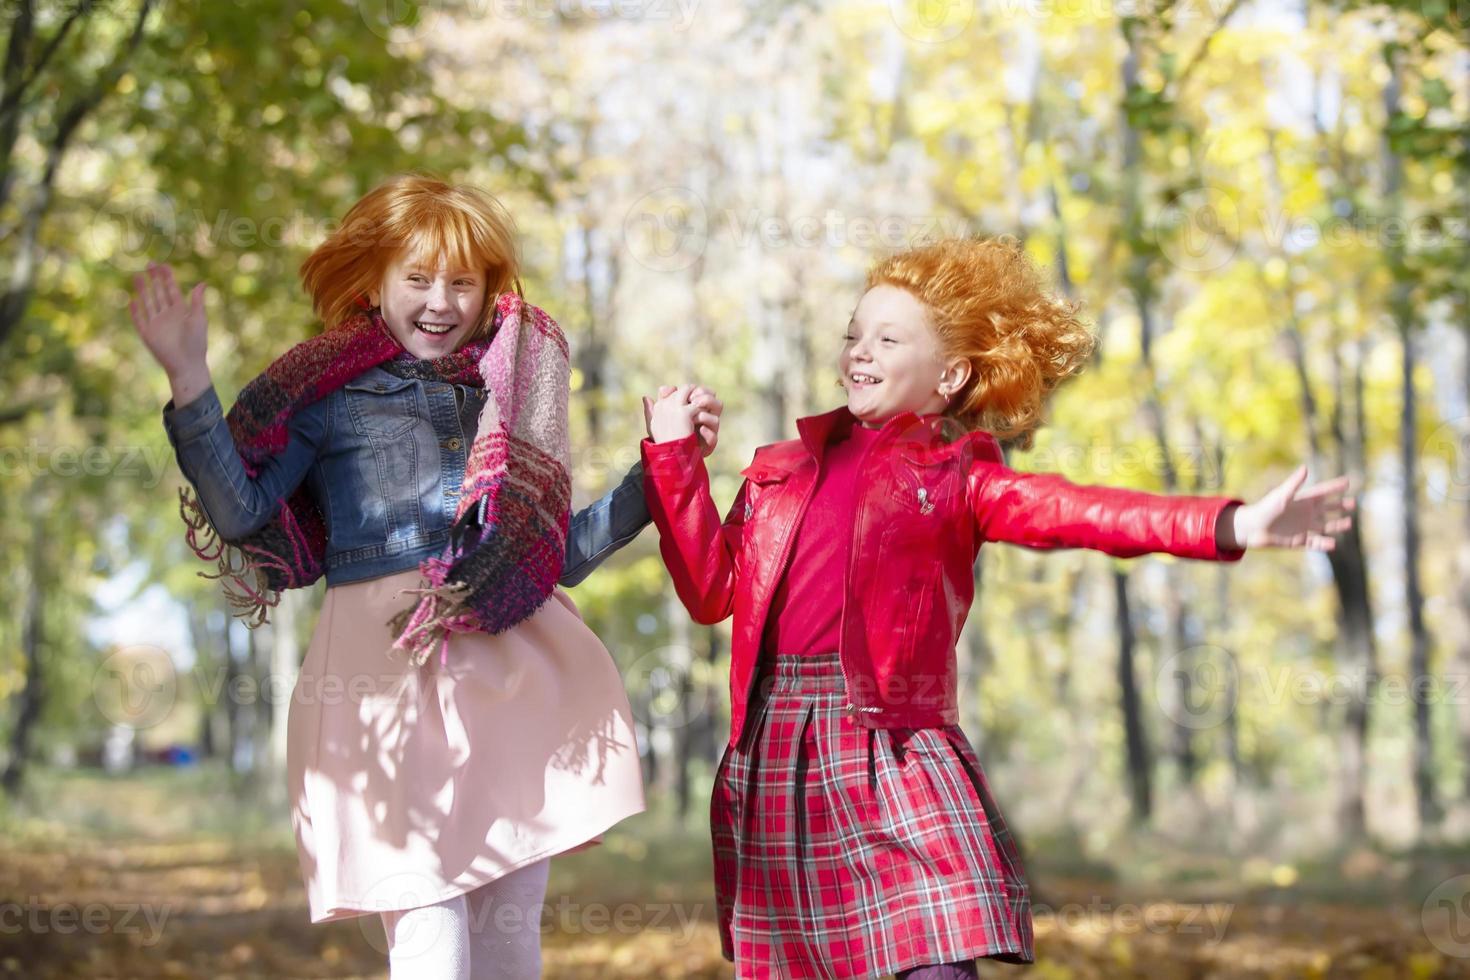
[{"xmin": 1, "ymin": 0, "xmax": 1468, "ymax": 952}]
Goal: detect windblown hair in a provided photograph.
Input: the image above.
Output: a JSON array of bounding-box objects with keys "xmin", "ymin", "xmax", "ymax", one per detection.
[
  {"xmin": 866, "ymin": 236, "xmax": 1095, "ymax": 450},
  {"xmin": 300, "ymin": 173, "xmax": 521, "ymax": 340}
]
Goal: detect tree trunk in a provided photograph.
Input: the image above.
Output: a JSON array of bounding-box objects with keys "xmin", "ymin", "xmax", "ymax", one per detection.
[
  {"xmin": 1460, "ymin": 335, "xmax": 1470, "ymax": 802},
  {"xmin": 1, "ymin": 517, "xmax": 45, "ymax": 795},
  {"xmin": 699, "ymin": 626, "xmax": 724, "ymax": 770},
  {"xmin": 265, "ymin": 589, "xmax": 302, "ymax": 807},
  {"xmin": 1263, "ymin": 127, "xmax": 1379, "ymax": 840},
  {"xmin": 1115, "ymin": 567, "xmax": 1152, "ymax": 824},
  {"xmin": 225, "ymin": 621, "xmax": 247, "ymax": 778},
  {"xmin": 186, "ymin": 605, "xmax": 217, "ymax": 760},
  {"xmin": 1382, "ymin": 50, "xmax": 1440, "ymax": 834},
  {"xmin": 1119, "ymin": 27, "xmax": 1201, "ymax": 794},
  {"xmin": 667, "ymin": 590, "xmax": 693, "ymax": 819}
]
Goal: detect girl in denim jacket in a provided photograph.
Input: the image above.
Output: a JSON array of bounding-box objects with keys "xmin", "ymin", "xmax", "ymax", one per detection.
[{"xmin": 130, "ymin": 174, "xmax": 722, "ymax": 980}]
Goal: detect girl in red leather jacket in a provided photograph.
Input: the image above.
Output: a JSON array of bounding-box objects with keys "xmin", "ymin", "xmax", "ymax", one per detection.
[{"xmin": 641, "ymin": 237, "xmax": 1355, "ymax": 980}]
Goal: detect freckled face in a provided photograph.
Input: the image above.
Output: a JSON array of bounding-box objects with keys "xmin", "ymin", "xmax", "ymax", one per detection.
[
  {"xmin": 372, "ymin": 252, "xmax": 487, "ymax": 358},
  {"xmin": 840, "ymin": 285, "xmax": 956, "ymax": 426}
]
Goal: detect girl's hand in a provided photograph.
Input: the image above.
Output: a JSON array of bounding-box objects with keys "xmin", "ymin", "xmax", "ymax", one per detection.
[
  {"xmin": 1222, "ymin": 464, "xmax": 1357, "ymax": 552},
  {"xmin": 690, "ymin": 386, "xmax": 723, "ymax": 457},
  {"xmin": 644, "ymin": 385, "xmax": 724, "ymax": 455},
  {"xmin": 129, "ymin": 262, "xmax": 210, "ymax": 398},
  {"xmin": 643, "ymin": 384, "xmax": 699, "ymax": 445}
]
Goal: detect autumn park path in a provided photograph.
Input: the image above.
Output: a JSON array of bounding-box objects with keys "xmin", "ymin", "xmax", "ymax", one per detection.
[{"xmin": 0, "ymin": 772, "xmax": 1465, "ymax": 979}]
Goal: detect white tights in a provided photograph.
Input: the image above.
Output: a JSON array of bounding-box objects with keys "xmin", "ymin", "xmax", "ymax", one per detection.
[{"xmin": 379, "ymin": 859, "xmax": 551, "ymax": 980}]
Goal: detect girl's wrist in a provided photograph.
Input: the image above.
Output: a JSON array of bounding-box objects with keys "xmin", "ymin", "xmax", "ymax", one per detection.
[
  {"xmin": 167, "ymin": 365, "xmax": 213, "ymax": 409},
  {"xmin": 1217, "ymin": 502, "xmax": 1248, "ymax": 552}
]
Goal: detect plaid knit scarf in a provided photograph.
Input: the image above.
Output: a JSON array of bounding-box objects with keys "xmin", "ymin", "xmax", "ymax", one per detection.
[{"xmin": 179, "ymin": 292, "xmax": 572, "ymax": 667}]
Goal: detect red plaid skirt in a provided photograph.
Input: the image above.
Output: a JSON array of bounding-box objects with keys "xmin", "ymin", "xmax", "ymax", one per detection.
[{"xmin": 711, "ymin": 653, "xmax": 1035, "ymax": 979}]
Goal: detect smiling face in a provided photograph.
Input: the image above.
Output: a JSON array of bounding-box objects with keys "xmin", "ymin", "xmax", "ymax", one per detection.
[
  {"xmin": 840, "ymin": 284, "xmax": 971, "ymax": 427},
  {"xmin": 370, "ymin": 251, "xmax": 488, "ymax": 359}
]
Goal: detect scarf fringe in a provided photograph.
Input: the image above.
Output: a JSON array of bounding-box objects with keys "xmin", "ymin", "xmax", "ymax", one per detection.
[
  {"xmin": 178, "ymin": 486, "xmax": 280, "ymax": 629},
  {"xmin": 387, "ymin": 580, "xmax": 475, "ymax": 668}
]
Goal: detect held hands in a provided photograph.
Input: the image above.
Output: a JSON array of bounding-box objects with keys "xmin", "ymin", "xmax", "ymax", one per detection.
[
  {"xmin": 128, "ymin": 262, "xmax": 212, "ymax": 405},
  {"xmin": 1219, "ymin": 464, "xmax": 1357, "ymax": 552},
  {"xmin": 644, "ymin": 384, "xmax": 724, "ymax": 457}
]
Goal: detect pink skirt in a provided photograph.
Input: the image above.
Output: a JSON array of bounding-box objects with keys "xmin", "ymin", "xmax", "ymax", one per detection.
[{"xmin": 286, "ymin": 567, "xmax": 646, "ymax": 923}]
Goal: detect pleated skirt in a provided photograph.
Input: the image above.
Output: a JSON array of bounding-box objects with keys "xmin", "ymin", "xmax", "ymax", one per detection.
[{"xmin": 711, "ymin": 652, "xmax": 1035, "ymax": 978}]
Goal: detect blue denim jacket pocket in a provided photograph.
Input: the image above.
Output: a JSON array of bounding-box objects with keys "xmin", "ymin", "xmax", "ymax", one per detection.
[{"xmin": 342, "ymin": 372, "xmax": 421, "ymax": 440}]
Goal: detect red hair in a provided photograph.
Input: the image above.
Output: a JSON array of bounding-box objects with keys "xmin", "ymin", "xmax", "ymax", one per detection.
[
  {"xmin": 300, "ymin": 173, "xmax": 520, "ymax": 340},
  {"xmin": 865, "ymin": 237, "xmax": 1094, "ymax": 450}
]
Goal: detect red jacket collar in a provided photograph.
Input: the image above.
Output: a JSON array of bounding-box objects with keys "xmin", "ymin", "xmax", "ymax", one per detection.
[{"xmin": 795, "ymin": 406, "xmax": 1004, "ymax": 465}]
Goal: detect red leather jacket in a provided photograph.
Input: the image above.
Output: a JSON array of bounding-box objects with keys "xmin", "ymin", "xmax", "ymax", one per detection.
[{"xmin": 641, "ymin": 407, "xmax": 1245, "ymax": 745}]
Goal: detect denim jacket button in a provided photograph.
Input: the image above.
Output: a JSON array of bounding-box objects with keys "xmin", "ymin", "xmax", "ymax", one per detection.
[{"xmin": 444, "ymin": 437, "xmax": 463, "ymax": 451}]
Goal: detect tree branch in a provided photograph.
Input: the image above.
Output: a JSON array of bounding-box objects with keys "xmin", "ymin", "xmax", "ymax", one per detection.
[
  {"xmin": 0, "ymin": 0, "xmax": 154, "ymax": 350},
  {"xmin": 1172, "ymin": 0, "xmax": 1249, "ymax": 98},
  {"xmin": 0, "ymin": 0, "xmax": 36, "ymax": 214},
  {"xmin": 0, "ymin": 1, "xmax": 88, "ymax": 128}
]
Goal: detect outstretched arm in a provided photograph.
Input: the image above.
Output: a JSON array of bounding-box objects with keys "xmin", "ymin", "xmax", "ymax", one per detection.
[
  {"xmin": 968, "ymin": 460, "xmax": 1248, "ymax": 561},
  {"xmin": 560, "ymin": 460, "xmax": 652, "ymax": 588},
  {"xmin": 969, "ymin": 458, "xmax": 1356, "ymax": 560}
]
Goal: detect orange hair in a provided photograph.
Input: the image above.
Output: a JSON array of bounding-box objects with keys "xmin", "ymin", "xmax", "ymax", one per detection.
[
  {"xmin": 300, "ymin": 173, "xmax": 521, "ymax": 340},
  {"xmin": 865, "ymin": 236, "xmax": 1094, "ymax": 450}
]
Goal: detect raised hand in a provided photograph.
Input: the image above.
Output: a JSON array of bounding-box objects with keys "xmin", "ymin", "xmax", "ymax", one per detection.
[
  {"xmin": 128, "ymin": 262, "xmax": 212, "ymax": 405},
  {"xmin": 1224, "ymin": 464, "xmax": 1357, "ymax": 552},
  {"xmin": 643, "ymin": 384, "xmax": 698, "ymax": 446}
]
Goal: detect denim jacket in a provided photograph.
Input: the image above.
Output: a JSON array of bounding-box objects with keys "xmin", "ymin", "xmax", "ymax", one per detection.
[{"xmin": 161, "ymin": 365, "xmax": 652, "ymax": 588}]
